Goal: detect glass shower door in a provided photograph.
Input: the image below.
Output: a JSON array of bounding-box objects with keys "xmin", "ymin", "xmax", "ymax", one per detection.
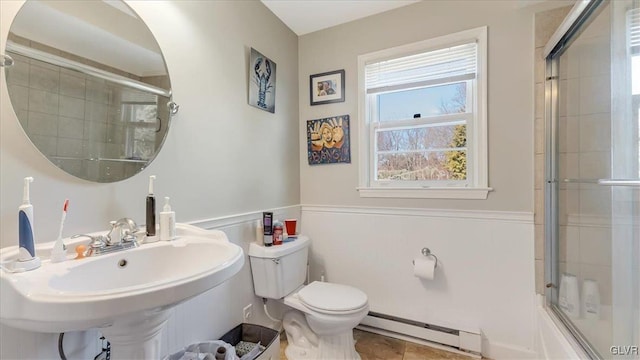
[
  {"xmin": 549, "ymin": 0, "xmax": 640, "ymax": 358},
  {"xmin": 610, "ymin": 1, "xmax": 640, "ymax": 356}
]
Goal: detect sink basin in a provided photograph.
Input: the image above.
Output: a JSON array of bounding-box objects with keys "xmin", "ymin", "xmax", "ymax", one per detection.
[
  {"xmin": 0, "ymin": 223, "xmax": 244, "ymax": 359},
  {"xmin": 49, "ymin": 236, "xmax": 236, "ymax": 294}
]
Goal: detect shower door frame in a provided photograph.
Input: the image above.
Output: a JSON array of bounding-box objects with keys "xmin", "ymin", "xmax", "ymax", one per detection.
[{"xmin": 543, "ymin": 1, "xmax": 612, "ymax": 359}]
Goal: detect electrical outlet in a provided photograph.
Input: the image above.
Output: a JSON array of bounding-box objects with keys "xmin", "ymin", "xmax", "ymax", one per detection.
[{"xmin": 243, "ymin": 304, "xmax": 253, "ymax": 320}]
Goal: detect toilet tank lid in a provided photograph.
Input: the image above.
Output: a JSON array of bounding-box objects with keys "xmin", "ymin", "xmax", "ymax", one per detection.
[{"xmin": 249, "ymin": 236, "xmax": 310, "ymax": 258}]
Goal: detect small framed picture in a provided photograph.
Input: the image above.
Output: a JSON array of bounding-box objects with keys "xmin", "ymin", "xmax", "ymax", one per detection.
[{"xmin": 310, "ymin": 69, "xmax": 345, "ymax": 106}]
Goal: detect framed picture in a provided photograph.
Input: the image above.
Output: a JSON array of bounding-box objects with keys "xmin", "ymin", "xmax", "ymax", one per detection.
[
  {"xmin": 307, "ymin": 114, "xmax": 350, "ymax": 165},
  {"xmin": 310, "ymin": 69, "xmax": 345, "ymax": 106},
  {"xmin": 249, "ymin": 48, "xmax": 276, "ymax": 113}
]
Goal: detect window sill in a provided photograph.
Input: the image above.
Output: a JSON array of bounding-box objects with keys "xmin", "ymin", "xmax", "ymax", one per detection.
[{"xmin": 356, "ymin": 187, "xmax": 493, "ymax": 199}]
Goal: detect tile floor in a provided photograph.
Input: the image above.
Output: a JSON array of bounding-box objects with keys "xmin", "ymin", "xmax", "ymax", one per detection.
[{"xmin": 279, "ymin": 328, "xmax": 474, "ymax": 360}]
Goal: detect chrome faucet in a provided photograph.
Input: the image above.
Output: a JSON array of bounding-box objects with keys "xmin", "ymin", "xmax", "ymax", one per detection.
[
  {"xmin": 72, "ymin": 218, "xmax": 140, "ymax": 256},
  {"xmin": 70, "ymin": 234, "xmax": 109, "ymax": 257},
  {"xmin": 106, "ymin": 218, "xmax": 139, "ymax": 245}
]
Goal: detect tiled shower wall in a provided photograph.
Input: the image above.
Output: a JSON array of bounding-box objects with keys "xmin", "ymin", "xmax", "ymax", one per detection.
[
  {"xmin": 534, "ymin": 6, "xmax": 573, "ymax": 294},
  {"xmin": 5, "ymin": 35, "xmax": 168, "ymax": 182}
]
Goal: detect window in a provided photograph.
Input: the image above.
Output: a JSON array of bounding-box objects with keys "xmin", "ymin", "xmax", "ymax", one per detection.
[
  {"xmin": 122, "ymin": 101, "xmax": 158, "ymax": 160},
  {"xmin": 357, "ymin": 27, "xmax": 490, "ymax": 199},
  {"xmin": 120, "ymin": 90, "xmax": 161, "ymax": 161}
]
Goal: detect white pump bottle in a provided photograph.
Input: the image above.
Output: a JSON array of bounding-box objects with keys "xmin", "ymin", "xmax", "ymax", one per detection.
[{"xmin": 159, "ymin": 197, "xmax": 176, "ymax": 241}]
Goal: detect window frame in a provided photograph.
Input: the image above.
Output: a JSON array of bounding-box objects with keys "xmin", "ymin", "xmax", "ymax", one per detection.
[{"xmin": 357, "ymin": 26, "xmax": 491, "ymax": 199}]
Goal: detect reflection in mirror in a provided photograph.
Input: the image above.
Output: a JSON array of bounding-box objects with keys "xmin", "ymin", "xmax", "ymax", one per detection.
[{"xmin": 3, "ymin": 0, "xmax": 173, "ymax": 183}]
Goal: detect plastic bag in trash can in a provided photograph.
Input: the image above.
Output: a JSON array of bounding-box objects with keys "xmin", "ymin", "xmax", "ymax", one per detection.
[{"xmin": 163, "ymin": 340, "xmax": 238, "ymax": 360}]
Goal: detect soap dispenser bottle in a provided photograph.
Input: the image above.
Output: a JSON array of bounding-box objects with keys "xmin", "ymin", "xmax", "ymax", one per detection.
[
  {"xmin": 146, "ymin": 175, "xmax": 157, "ymax": 239},
  {"xmin": 159, "ymin": 197, "xmax": 176, "ymax": 241}
]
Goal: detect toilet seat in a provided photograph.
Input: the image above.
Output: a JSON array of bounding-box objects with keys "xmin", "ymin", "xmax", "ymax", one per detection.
[{"xmin": 297, "ymin": 281, "xmax": 368, "ymax": 315}]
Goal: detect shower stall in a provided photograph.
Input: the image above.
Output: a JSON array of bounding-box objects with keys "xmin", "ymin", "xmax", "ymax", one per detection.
[{"xmin": 545, "ymin": 0, "xmax": 639, "ymax": 358}]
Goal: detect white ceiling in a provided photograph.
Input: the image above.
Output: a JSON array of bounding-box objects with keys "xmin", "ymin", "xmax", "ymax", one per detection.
[
  {"xmin": 261, "ymin": 0, "xmax": 420, "ymax": 36},
  {"xmin": 261, "ymin": 0, "xmax": 576, "ymax": 36}
]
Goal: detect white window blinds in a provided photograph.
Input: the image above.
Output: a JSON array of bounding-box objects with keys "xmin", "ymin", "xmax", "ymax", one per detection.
[
  {"xmin": 365, "ymin": 42, "xmax": 477, "ymax": 94},
  {"xmin": 629, "ymin": 7, "xmax": 640, "ymax": 52}
]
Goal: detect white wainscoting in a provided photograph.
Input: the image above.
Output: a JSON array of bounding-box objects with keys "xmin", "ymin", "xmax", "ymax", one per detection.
[
  {"xmin": 0, "ymin": 206, "xmax": 298, "ymax": 360},
  {"xmin": 301, "ymin": 205, "xmax": 537, "ymax": 359}
]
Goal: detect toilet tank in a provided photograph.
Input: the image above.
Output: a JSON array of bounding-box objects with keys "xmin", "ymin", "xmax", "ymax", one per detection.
[{"xmin": 248, "ymin": 236, "xmax": 310, "ymax": 299}]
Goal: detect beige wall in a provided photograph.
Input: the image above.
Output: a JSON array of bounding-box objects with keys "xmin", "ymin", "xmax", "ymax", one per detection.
[
  {"xmin": 0, "ymin": 0, "xmax": 299, "ymax": 247},
  {"xmin": 299, "ymin": 0, "xmax": 538, "ymax": 211}
]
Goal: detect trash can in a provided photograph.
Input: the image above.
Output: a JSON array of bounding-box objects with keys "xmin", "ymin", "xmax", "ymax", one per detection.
[
  {"xmin": 220, "ymin": 323, "xmax": 280, "ymax": 360},
  {"xmin": 163, "ymin": 340, "xmax": 236, "ymax": 360}
]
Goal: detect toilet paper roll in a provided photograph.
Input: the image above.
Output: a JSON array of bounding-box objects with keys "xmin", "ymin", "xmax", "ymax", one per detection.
[{"xmin": 413, "ymin": 257, "xmax": 436, "ymax": 280}]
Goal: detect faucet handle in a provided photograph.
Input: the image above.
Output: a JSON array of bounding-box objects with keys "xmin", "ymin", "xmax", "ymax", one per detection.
[
  {"xmin": 116, "ymin": 218, "xmax": 138, "ymax": 233},
  {"xmin": 106, "ymin": 218, "xmax": 139, "ymax": 245},
  {"xmin": 71, "ymin": 234, "xmax": 107, "ymax": 257},
  {"xmin": 107, "ymin": 220, "xmax": 119, "ymax": 245},
  {"xmin": 71, "ymin": 234, "xmax": 107, "ymax": 248}
]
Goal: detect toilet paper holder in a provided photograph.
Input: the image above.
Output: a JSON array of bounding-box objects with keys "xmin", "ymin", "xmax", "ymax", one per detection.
[{"xmin": 413, "ymin": 247, "xmax": 438, "ymax": 268}]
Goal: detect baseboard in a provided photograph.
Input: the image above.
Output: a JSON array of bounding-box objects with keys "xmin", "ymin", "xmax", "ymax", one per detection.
[
  {"xmin": 359, "ymin": 312, "xmax": 483, "ymax": 357},
  {"xmin": 482, "ymin": 340, "xmax": 538, "ymax": 359}
]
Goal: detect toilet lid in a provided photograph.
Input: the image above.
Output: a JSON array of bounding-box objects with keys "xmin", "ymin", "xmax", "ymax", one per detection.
[{"xmin": 298, "ymin": 281, "xmax": 368, "ymax": 313}]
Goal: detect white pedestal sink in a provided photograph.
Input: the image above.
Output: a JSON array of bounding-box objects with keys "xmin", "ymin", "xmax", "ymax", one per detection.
[{"xmin": 0, "ymin": 223, "xmax": 244, "ymax": 359}]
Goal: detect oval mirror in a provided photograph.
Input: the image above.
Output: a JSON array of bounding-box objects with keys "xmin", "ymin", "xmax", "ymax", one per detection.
[{"xmin": 3, "ymin": 0, "xmax": 174, "ymax": 183}]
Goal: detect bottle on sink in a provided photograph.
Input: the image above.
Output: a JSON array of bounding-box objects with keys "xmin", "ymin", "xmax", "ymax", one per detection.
[{"xmin": 159, "ymin": 197, "xmax": 176, "ymax": 241}]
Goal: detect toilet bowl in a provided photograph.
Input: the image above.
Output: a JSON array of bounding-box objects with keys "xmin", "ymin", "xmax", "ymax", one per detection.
[
  {"xmin": 285, "ymin": 281, "xmax": 369, "ymax": 335},
  {"xmin": 282, "ymin": 282, "xmax": 369, "ymax": 360},
  {"xmin": 248, "ymin": 236, "xmax": 369, "ymax": 360}
]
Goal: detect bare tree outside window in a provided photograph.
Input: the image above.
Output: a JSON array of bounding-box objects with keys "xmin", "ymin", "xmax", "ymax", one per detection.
[{"xmin": 375, "ymin": 82, "xmax": 468, "ymax": 181}]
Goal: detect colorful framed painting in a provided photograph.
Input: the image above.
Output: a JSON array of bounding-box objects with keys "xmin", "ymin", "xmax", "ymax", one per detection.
[
  {"xmin": 307, "ymin": 114, "xmax": 350, "ymax": 165},
  {"xmin": 310, "ymin": 69, "xmax": 345, "ymax": 106},
  {"xmin": 249, "ymin": 48, "xmax": 276, "ymax": 113}
]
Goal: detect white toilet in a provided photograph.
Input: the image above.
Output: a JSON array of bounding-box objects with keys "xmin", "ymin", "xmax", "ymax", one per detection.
[{"xmin": 248, "ymin": 236, "xmax": 369, "ymax": 360}]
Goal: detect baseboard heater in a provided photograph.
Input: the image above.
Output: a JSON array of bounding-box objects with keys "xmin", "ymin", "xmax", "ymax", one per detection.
[{"xmin": 358, "ymin": 312, "xmax": 482, "ymax": 355}]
